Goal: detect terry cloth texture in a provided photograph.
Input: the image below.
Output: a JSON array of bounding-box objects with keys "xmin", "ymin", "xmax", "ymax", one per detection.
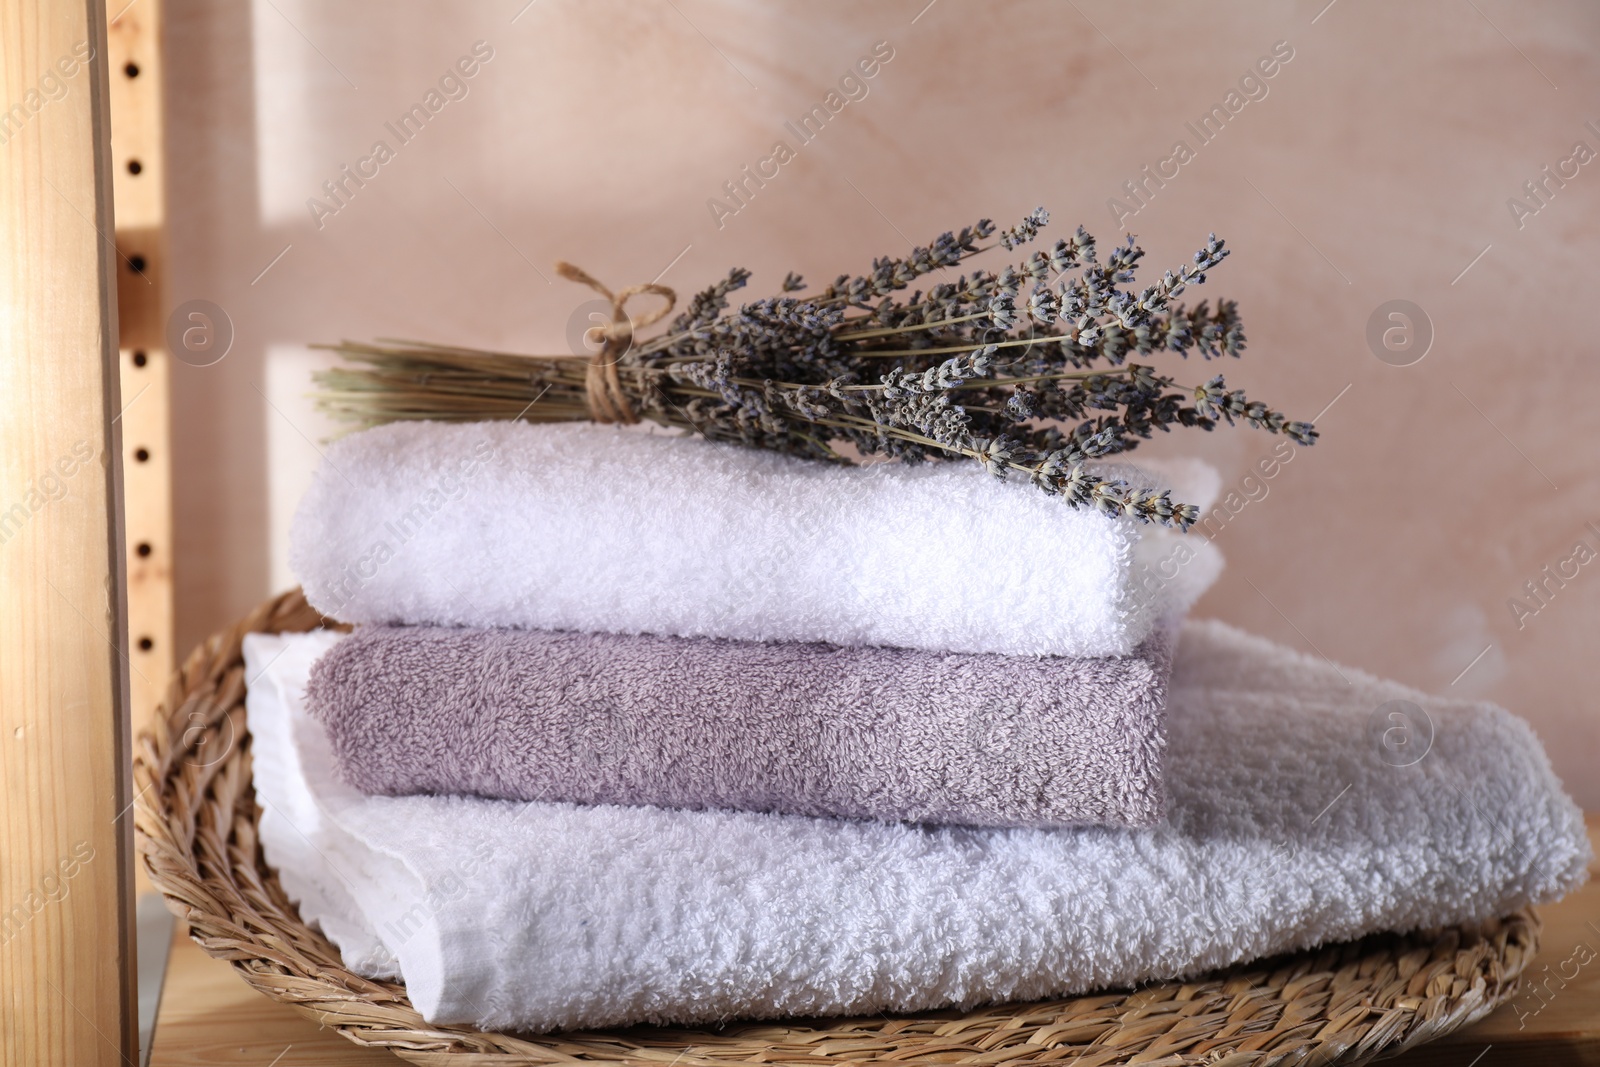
[
  {"xmin": 304, "ymin": 623, "xmax": 1177, "ymax": 829},
  {"xmin": 246, "ymin": 623, "xmax": 1590, "ymax": 1033},
  {"xmin": 289, "ymin": 420, "xmax": 1224, "ymax": 657}
]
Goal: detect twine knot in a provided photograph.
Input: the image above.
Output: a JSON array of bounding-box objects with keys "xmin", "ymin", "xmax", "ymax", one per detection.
[{"xmin": 556, "ymin": 261, "xmax": 676, "ymax": 425}]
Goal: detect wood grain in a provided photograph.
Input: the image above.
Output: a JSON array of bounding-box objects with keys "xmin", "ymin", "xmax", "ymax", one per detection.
[{"xmin": 0, "ymin": 0, "xmax": 136, "ymax": 1062}]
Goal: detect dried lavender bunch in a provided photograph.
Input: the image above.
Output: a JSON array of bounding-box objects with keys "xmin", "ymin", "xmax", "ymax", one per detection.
[{"xmin": 315, "ymin": 208, "xmax": 1316, "ymax": 529}]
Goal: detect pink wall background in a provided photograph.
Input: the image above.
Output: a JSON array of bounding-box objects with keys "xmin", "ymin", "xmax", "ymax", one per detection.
[{"xmin": 164, "ymin": 1, "xmax": 1600, "ymax": 805}]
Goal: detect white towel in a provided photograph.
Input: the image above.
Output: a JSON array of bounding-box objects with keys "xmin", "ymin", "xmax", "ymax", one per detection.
[
  {"xmin": 246, "ymin": 622, "xmax": 1588, "ymax": 1033},
  {"xmin": 289, "ymin": 421, "xmax": 1223, "ymax": 657}
]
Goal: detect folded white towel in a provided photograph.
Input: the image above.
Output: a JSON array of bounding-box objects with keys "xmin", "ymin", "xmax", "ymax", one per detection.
[
  {"xmin": 246, "ymin": 622, "xmax": 1589, "ymax": 1033},
  {"xmin": 289, "ymin": 421, "xmax": 1223, "ymax": 656}
]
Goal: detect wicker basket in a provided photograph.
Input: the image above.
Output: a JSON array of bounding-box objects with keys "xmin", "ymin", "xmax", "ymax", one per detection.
[{"xmin": 134, "ymin": 589, "xmax": 1534, "ymax": 1066}]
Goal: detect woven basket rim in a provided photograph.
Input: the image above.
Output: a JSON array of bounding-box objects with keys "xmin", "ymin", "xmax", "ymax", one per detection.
[{"xmin": 133, "ymin": 588, "xmax": 1536, "ymax": 1066}]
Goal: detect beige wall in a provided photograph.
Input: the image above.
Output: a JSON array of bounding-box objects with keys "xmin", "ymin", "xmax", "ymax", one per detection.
[{"xmin": 165, "ymin": 1, "xmax": 1600, "ymax": 804}]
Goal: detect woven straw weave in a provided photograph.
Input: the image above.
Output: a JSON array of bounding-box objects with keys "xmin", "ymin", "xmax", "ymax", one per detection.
[{"xmin": 134, "ymin": 589, "xmax": 1533, "ymax": 1066}]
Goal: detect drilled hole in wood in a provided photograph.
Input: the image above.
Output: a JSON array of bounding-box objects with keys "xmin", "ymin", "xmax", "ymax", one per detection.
[
  {"xmin": 134, "ymin": 447, "xmax": 149, "ymax": 462},
  {"xmin": 136, "ymin": 542, "xmax": 152, "ymax": 558},
  {"xmin": 138, "ymin": 636, "xmax": 154, "ymax": 652},
  {"xmin": 128, "ymin": 254, "xmax": 147, "ymax": 274},
  {"xmin": 127, "ymin": 159, "xmax": 143, "ymax": 175},
  {"xmin": 124, "ymin": 61, "xmax": 140, "ymax": 78},
  {"xmin": 132, "ymin": 350, "xmax": 147, "ymax": 367}
]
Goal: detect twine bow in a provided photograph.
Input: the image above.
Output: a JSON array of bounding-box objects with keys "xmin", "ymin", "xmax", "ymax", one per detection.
[{"xmin": 556, "ymin": 261, "xmax": 676, "ymax": 425}]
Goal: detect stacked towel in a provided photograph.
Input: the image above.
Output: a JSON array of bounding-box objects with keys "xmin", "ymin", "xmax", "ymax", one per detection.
[
  {"xmin": 276, "ymin": 419, "xmax": 1588, "ymax": 1033},
  {"xmin": 290, "ymin": 421, "xmax": 1222, "ymax": 656},
  {"xmin": 305, "ymin": 622, "xmax": 1176, "ymax": 828},
  {"xmin": 247, "ymin": 623, "xmax": 1589, "ymax": 1032},
  {"xmin": 291, "ymin": 420, "xmax": 1221, "ymax": 829}
]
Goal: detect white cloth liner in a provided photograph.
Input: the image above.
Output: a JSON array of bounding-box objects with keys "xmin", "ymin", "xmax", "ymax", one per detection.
[
  {"xmin": 289, "ymin": 420, "xmax": 1223, "ymax": 657},
  {"xmin": 246, "ymin": 622, "xmax": 1589, "ymax": 1033}
]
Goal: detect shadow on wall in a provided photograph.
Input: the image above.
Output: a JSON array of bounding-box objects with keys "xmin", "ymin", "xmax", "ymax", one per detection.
[{"xmin": 167, "ymin": 0, "xmax": 268, "ymax": 655}]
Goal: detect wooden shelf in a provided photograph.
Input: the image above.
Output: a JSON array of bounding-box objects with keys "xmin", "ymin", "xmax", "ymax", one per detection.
[
  {"xmin": 148, "ymin": 929, "xmax": 393, "ymax": 1065},
  {"xmin": 148, "ymin": 817, "xmax": 1600, "ymax": 1066}
]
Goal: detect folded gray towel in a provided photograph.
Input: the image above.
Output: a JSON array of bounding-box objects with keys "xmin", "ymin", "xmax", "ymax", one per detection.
[{"xmin": 305, "ymin": 624, "xmax": 1174, "ymax": 828}]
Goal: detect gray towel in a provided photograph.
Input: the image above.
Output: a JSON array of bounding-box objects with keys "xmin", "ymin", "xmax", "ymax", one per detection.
[{"xmin": 304, "ymin": 624, "xmax": 1175, "ymax": 828}]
